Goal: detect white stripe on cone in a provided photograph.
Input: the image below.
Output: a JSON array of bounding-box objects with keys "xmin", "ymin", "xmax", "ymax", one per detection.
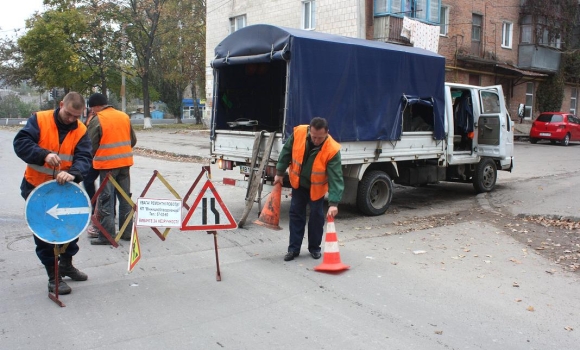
[
  {"xmin": 324, "ymin": 241, "xmax": 339, "ymax": 252},
  {"xmin": 326, "ymin": 222, "xmax": 335, "ymax": 233}
]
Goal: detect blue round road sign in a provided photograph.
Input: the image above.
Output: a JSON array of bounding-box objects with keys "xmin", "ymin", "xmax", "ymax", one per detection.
[{"xmin": 25, "ymin": 180, "xmax": 91, "ymax": 244}]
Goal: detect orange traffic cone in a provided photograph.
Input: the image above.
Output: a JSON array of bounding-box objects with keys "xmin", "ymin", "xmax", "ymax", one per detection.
[
  {"xmin": 254, "ymin": 183, "xmax": 282, "ymax": 230},
  {"xmin": 314, "ymin": 216, "xmax": 350, "ymax": 272}
]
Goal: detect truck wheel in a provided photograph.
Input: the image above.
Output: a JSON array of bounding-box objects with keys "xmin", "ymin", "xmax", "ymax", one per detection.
[
  {"xmin": 473, "ymin": 158, "xmax": 497, "ymax": 193},
  {"xmin": 357, "ymin": 170, "xmax": 393, "ymax": 216}
]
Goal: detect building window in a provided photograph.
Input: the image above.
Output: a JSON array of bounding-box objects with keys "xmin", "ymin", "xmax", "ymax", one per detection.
[
  {"xmin": 303, "ymin": 1, "xmax": 316, "ymax": 30},
  {"xmin": 375, "ymin": 0, "xmax": 387, "ymax": 13},
  {"xmin": 439, "ymin": 6, "xmax": 449, "ymax": 36},
  {"xmin": 525, "ymin": 82, "xmax": 534, "ymax": 119},
  {"xmin": 230, "ymin": 15, "xmax": 246, "ymax": 33},
  {"xmin": 472, "ymin": 14, "xmax": 482, "ymax": 42},
  {"xmin": 537, "ymin": 17, "xmax": 561, "ymax": 49},
  {"xmin": 502, "ymin": 22, "xmax": 512, "ymax": 48},
  {"xmin": 571, "ymin": 88, "xmax": 577, "ymax": 115},
  {"xmin": 374, "ymin": 0, "xmax": 441, "ymax": 24},
  {"xmin": 521, "ymin": 15, "xmax": 532, "ymax": 43}
]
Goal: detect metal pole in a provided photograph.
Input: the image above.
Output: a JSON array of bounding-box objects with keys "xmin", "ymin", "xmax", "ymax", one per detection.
[{"xmin": 122, "ymin": 72, "xmax": 126, "ymax": 113}]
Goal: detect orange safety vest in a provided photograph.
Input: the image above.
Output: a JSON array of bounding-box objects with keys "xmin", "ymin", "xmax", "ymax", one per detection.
[
  {"xmin": 25, "ymin": 110, "xmax": 87, "ymax": 186},
  {"xmin": 92, "ymin": 107, "xmax": 134, "ymax": 170},
  {"xmin": 288, "ymin": 125, "xmax": 341, "ymax": 201}
]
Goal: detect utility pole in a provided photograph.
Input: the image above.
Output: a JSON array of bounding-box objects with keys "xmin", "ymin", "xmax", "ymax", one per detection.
[{"xmin": 121, "ymin": 26, "xmax": 127, "ymax": 113}]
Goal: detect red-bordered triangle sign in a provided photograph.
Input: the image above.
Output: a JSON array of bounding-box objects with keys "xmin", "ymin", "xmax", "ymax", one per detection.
[
  {"xmin": 181, "ymin": 180, "xmax": 237, "ymax": 231},
  {"xmin": 128, "ymin": 224, "xmax": 141, "ymax": 272}
]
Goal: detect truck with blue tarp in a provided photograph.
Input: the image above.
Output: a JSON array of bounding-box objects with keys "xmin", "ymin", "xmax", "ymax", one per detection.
[{"xmin": 209, "ymin": 24, "xmax": 514, "ymax": 216}]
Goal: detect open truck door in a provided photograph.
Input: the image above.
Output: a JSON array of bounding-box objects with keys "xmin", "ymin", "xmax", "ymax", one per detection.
[{"xmin": 474, "ymin": 85, "xmax": 514, "ymax": 171}]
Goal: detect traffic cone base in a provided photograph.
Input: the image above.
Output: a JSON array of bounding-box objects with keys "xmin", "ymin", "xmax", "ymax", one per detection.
[
  {"xmin": 314, "ymin": 219, "xmax": 350, "ymax": 272},
  {"xmin": 254, "ymin": 183, "xmax": 282, "ymax": 230}
]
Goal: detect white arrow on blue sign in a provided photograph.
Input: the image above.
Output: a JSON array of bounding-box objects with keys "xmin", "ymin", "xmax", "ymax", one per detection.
[{"xmin": 25, "ymin": 180, "xmax": 91, "ymax": 244}]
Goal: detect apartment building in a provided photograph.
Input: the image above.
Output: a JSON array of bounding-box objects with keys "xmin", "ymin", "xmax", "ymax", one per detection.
[{"xmin": 206, "ymin": 0, "xmax": 576, "ymax": 121}]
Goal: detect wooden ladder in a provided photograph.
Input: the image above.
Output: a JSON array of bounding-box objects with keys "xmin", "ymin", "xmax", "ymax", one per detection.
[{"xmin": 238, "ymin": 131, "xmax": 277, "ymax": 228}]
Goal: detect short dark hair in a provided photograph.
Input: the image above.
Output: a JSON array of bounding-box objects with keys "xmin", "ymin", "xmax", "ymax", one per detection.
[
  {"xmin": 88, "ymin": 93, "xmax": 108, "ymax": 107},
  {"xmin": 310, "ymin": 117, "xmax": 328, "ymax": 131},
  {"xmin": 63, "ymin": 92, "xmax": 85, "ymax": 110}
]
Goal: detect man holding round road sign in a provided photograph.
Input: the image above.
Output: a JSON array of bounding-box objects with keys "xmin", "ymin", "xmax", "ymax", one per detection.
[{"xmin": 13, "ymin": 92, "xmax": 93, "ymax": 295}]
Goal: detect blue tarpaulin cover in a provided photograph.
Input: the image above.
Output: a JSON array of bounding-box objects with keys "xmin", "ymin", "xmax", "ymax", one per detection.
[{"xmin": 212, "ymin": 24, "xmax": 446, "ymax": 141}]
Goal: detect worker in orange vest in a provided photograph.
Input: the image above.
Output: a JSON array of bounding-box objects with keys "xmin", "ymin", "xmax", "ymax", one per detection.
[
  {"xmin": 86, "ymin": 93, "xmax": 137, "ymax": 245},
  {"xmin": 13, "ymin": 92, "xmax": 92, "ymax": 295},
  {"xmin": 274, "ymin": 117, "xmax": 344, "ymax": 261}
]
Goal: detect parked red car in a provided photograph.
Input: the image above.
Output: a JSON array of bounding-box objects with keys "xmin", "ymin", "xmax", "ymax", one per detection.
[{"xmin": 529, "ymin": 112, "xmax": 580, "ymax": 146}]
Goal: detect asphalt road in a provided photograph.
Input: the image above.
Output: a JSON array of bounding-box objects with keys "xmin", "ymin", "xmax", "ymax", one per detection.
[{"xmin": 1, "ymin": 127, "xmax": 579, "ymax": 350}]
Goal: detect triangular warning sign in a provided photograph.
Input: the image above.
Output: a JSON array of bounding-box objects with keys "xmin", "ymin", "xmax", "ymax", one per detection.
[
  {"xmin": 128, "ymin": 224, "xmax": 141, "ymax": 272},
  {"xmin": 181, "ymin": 180, "xmax": 237, "ymax": 231}
]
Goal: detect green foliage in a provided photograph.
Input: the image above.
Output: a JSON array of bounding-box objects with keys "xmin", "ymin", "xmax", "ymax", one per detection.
[
  {"xmin": 0, "ymin": 94, "xmax": 40, "ymax": 118},
  {"xmin": 562, "ymin": 51, "xmax": 580, "ymax": 83},
  {"xmin": 521, "ymin": 0, "xmax": 580, "ymax": 49},
  {"xmin": 1, "ymin": 0, "xmax": 206, "ymax": 119},
  {"xmin": 150, "ymin": 0, "xmax": 206, "ymax": 120},
  {"xmin": 17, "ymin": 9, "xmax": 90, "ymax": 92},
  {"xmin": 536, "ymin": 73, "xmax": 564, "ymax": 112}
]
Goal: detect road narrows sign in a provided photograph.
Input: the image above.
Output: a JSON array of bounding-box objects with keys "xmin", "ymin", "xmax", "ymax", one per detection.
[
  {"xmin": 181, "ymin": 180, "xmax": 237, "ymax": 231},
  {"xmin": 25, "ymin": 180, "xmax": 91, "ymax": 244}
]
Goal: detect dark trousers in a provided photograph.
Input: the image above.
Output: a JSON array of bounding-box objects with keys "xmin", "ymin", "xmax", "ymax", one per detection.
[
  {"xmin": 23, "ymin": 185, "xmax": 80, "ymax": 266},
  {"xmin": 83, "ymin": 166, "xmax": 99, "ymax": 213},
  {"xmin": 97, "ymin": 167, "xmax": 133, "ymax": 239},
  {"xmin": 33, "ymin": 231, "xmax": 79, "ymax": 266},
  {"xmin": 288, "ymin": 187, "xmax": 325, "ymax": 254}
]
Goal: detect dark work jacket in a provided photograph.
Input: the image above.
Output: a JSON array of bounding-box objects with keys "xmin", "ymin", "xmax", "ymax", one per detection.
[{"xmin": 13, "ymin": 109, "xmax": 92, "ymax": 199}]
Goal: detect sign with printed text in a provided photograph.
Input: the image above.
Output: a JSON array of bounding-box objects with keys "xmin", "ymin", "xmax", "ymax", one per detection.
[
  {"xmin": 136, "ymin": 198, "xmax": 182, "ymax": 228},
  {"xmin": 181, "ymin": 180, "xmax": 237, "ymax": 231}
]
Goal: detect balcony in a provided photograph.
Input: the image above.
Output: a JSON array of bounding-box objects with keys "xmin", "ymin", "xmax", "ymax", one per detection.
[
  {"xmin": 518, "ymin": 44, "xmax": 561, "ymax": 73},
  {"xmin": 373, "ymin": 16, "xmax": 411, "ymax": 46}
]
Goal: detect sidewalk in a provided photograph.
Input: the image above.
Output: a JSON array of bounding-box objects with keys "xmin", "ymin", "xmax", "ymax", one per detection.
[
  {"xmin": 134, "ymin": 128, "xmax": 211, "ymax": 159},
  {"xmin": 513, "ymin": 120, "xmax": 531, "ymax": 139}
]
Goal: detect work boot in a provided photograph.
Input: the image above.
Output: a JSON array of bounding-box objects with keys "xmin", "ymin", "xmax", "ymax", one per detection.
[
  {"xmin": 59, "ymin": 255, "xmax": 88, "ymax": 281},
  {"xmin": 45, "ymin": 265, "xmax": 71, "ymax": 295}
]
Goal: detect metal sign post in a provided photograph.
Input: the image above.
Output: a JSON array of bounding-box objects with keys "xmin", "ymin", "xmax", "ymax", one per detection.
[
  {"xmin": 25, "ymin": 181, "xmax": 91, "ymax": 307},
  {"xmin": 181, "ymin": 170, "xmax": 237, "ymax": 281}
]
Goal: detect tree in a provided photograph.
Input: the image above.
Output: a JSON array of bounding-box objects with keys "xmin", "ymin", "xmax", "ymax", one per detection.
[
  {"xmin": 17, "ymin": 9, "xmax": 90, "ymax": 93},
  {"xmin": 0, "ymin": 93, "xmax": 38, "ymax": 118},
  {"xmin": 151, "ymin": 0, "xmax": 205, "ymax": 123},
  {"xmin": 536, "ymin": 73, "xmax": 564, "ymax": 112},
  {"xmin": 75, "ymin": 0, "xmax": 125, "ymax": 95},
  {"xmin": 182, "ymin": 0, "xmax": 206, "ymax": 124},
  {"xmin": 521, "ymin": 0, "xmax": 579, "ymax": 49},
  {"xmin": 0, "ymin": 36, "xmax": 27, "ymax": 87},
  {"xmin": 121, "ymin": 0, "xmax": 168, "ymax": 129}
]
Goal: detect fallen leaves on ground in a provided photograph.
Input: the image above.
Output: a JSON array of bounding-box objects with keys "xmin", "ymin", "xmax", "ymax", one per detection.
[{"xmin": 134, "ymin": 147, "xmax": 209, "ymax": 163}]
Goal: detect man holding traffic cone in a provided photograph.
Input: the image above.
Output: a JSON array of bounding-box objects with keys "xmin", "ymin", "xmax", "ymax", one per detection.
[
  {"xmin": 274, "ymin": 117, "xmax": 344, "ymax": 261},
  {"xmin": 314, "ymin": 216, "xmax": 350, "ymax": 272}
]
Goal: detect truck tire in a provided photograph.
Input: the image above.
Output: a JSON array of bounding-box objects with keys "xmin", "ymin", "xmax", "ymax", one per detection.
[
  {"xmin": 357, "ymin": 170, "xmax": 393, "ymax": 216},
  {"xmin": 473, "ymin": 158, "xmax": 497, "ymax": 193}
]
